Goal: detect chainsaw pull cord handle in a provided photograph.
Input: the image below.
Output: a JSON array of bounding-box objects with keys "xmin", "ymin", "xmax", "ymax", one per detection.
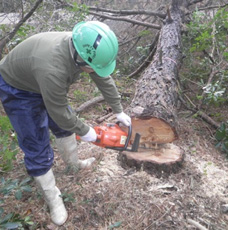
[{"xmin": 116, "ymin": 121, "xmax": 132, "ymax": 150}]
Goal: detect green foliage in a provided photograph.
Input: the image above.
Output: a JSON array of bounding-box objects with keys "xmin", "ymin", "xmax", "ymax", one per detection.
[
  {"xmin": 202, "ymin": 81, "xmax": 226, "ymax": 105},
  {"xmin": 186, "ymin": 7, "xmax": 228, "ymax": 53},
  {"xmin": 0, "ymin": 177, "xmax": 34, "ymax": 229},
  {"xmin": 0, "ymin": 177, "xmax": 32, "ymax": 200},
  {"xmin": 182, "ymin": 7, "xmax": 228, "ymax": 106},
  {"xmin": 215, "ymin": 121, "xmax": 228, "ymax": 156},
  {"xmin": 0, "ymin": 211, "xmax": 34, "ymax": 230},
  {"xmin": 0, "ymin": 116, "xmax": 19, "ymax": 172},
  {"xmin": 68, "ymin": 2, "xmax": 89, "ymax": 21}
]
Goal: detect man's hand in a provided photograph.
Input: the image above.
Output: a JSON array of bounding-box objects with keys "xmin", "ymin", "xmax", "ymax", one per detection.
[
  {"xmin": 80, "ymin": 127, "xmax": 97, "ymax": 142},
  {"xmin": 116, "ymin": 112, "xmax": 131, "ymax": 126}
]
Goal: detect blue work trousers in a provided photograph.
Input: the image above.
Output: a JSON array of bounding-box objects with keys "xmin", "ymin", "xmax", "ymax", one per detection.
[{"xmin": 0, "ymin": 74, "xmax": 72, "ymax": 176}]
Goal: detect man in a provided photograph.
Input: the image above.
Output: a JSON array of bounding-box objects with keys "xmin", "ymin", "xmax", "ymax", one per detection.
[{"xmin": 0, "ymin": 21, "xmax": 131, "ymax": 225}]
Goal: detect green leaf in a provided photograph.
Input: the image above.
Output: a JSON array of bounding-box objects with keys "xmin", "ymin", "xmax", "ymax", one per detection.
[
  {"xmin": 19, "ymin": 177, "xmax": 31, "ymax": 186},
  {"xmin": 0, "ymin": 207, "xmax": 4, "ymax": 216},
  {"xmin": 21, "ymin": 185, "xmax": 32, "ymax": 193},
  {"xmin": 215, "ymin": 129, "xmax": 226, "ymax": 141},
  {"xmin": 0, "ymin": 213, "xmax": 14, "ymax": 224},
  {"xmin": 15, "ymin": 190, "xmax": 22, "ymax": 200},
  {"xmin": 223, "ymin": 52, "xmax": 228, "ymax": 60},
  {"xmin": 1, "ymin": 222, "xmax": 21, "ymax": 229},
  {"xmin": 215, "ymin": 123, "xmax": 227, "ymax": 141}
]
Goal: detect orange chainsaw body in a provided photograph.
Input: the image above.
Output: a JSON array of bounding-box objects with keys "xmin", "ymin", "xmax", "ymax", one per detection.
[
  {"xmin": 76, "ymin": 122, "xmax": 140, "ymax": 152},
  {"xmin": 93, "ymin": 123, "xmax": 128, "ymax": 148}
]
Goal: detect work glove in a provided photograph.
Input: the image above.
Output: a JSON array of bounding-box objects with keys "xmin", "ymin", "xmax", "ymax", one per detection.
[
  {"xmin": 80, "ymin": 127, "xmax": 97, "ymax": 142},
  {"xmin": 116, "ymin": 112, "xmax": 131, "ymax": 126}
]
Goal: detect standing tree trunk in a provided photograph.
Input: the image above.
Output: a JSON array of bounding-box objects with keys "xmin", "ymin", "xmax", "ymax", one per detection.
[{"xmin": 119, "ymin": 0, "xmax": 189, "ymax": 175}]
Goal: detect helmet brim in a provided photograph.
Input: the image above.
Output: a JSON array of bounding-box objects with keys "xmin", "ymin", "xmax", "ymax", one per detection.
[{"xmin": 93, "ymin": 60, "xmax": 116, "ymax": 77}]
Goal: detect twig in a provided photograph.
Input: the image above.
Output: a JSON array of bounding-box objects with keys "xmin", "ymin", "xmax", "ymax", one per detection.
[
  {"xmin": 178, "ymin": 93, "xmax": 220, "ymax": 129},
  {"xmin": 188, "ymin": 0, "xmax": 204, "ymax": 6},
  {"xmin": 198, "ymin": 3, "xmax": 228, "ymax": 11},
  {"xmin": 0, "ymin": 0, "xmax": 43, "ymax": 59},
  {"xmin": 187, "ymin": 218, "xmax": 208, "ymax": 230}
]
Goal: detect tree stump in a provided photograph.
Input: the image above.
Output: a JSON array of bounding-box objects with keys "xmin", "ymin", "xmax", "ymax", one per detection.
[
  {"xmin": 118, "ymin": 117, "xmax": 183, "ymax": 176},
  {"xmin": 118, "ymin": 143, "xmax": 183, "ymax": 177}
]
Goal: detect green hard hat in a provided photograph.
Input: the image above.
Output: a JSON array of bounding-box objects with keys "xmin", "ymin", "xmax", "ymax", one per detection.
[{"xmin": 72, "ymin": 21, "xmax": 118, "ymax": 77}]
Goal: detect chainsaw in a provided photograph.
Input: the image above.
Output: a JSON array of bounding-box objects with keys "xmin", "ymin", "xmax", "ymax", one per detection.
[{"xmin": 76, "ymin": 122, "xmax": 141, "ymax": 152}]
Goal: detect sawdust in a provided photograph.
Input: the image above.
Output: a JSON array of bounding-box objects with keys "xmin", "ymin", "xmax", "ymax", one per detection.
[{"xmin": 1, "ymin": 114, "xmax": 228, "ymax": 230}]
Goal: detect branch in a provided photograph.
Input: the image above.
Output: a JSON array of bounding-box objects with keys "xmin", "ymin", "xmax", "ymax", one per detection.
[
  {"xmin": 188, "ymin": 0, "xmax": 203, "ymax": 6},
  {"xmin": 187, "ymin": 218, "xmax": 208, "ymax": 230},
  {"xmin": 57, "ymin": 1, "xmax": 161, "ymax": 29},
  {"xmin": 89, "ymin": 11, "xmax": 161, "ymax": 29},
  {"xmin": 178, "ymin": 93, "xmax": 220, "ymax": 129},
  {"xmin": 0, "ymin": 0, "xmax": 43, "ymax": 59},
  {"xmin": 198, "ymin": 3, "xmax": 228, "ymax": 11},
  {"xmin": 88, "ymin": 7, "xmax": 166, "ymax": 19}
]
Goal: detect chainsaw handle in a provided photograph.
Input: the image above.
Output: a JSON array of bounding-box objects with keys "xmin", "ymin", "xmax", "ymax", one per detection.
[{"xmin": 116, "ymin": 121, "xmax": 132, "ymax": 150}]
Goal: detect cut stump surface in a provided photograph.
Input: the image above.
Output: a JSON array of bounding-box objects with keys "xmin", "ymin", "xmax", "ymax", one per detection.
[{"xmin": 118, "ymin": 143, "xmax": 183, "ymax": 176}]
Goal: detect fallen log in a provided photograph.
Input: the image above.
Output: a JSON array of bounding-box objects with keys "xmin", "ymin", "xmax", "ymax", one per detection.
[{"xmin": 119, "ymin": 0, "xmax": 190, "ymax": 174}]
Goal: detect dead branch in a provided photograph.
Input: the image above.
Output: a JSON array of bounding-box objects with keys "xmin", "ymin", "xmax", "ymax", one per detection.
[
  {"xmin": 127, "ymin": 32, "xmax": 160, "ymax": 78},
  {"xmin": 187, "ymin": 218, "xmax": 208, "ymax": 230},
  {"xmin": 88, "ymin": 7, "xmax": 166, "ymax": 19},
  {"xmin": 179, "ymin": 93, "xmax": 220, "ymax": 129},
  {"xmin": 119, "ymin": 33, "xmax": 143, "ymax": 46},
  {"xmin": 58, "ymin": 1, "xmax": 162, "ymax": 29},
  {"xmin": 75, "ymin": 95, "xmax": 104, "ymax": 113},
  {"xmin": 188, "ymin": 0, "xmax": 204, "ymax": 6},
  {"xmin": 198, "ymin": 3, "xmax": 228, "ymax": 11},
  {"xmin": 89, "ymin": 11, "xmax": 161, "ymax": 29},
  {"xmin": 0, "ymin": 0, "xmax": 43, "ymax": 59}
]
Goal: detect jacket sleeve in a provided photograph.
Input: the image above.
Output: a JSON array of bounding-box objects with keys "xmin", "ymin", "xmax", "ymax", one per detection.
[
  {"xmin": 90, "ymin": 73, "xmax": 123, "ymax": 114},
  {"xmin": 37, "ymin": 73, "xmax": 90, "ymax": 136}
]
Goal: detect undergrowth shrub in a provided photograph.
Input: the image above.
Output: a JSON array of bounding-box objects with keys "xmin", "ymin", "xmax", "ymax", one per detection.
[{"xmin": 0, "ymin": 116, "xmax": 18, "ymax": 172}]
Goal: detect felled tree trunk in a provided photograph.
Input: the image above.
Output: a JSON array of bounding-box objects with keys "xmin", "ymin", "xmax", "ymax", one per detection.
[{"xmin": 119, "ymin": 0, "xmax": 188, "ymax": 175}]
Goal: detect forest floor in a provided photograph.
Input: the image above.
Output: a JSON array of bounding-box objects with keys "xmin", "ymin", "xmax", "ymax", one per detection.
[{"xmin": 1, "ymin": 83, "xmax": 228, "ymax": 230}]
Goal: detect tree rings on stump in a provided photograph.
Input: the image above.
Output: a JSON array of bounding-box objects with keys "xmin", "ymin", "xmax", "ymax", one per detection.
[
  {"xmin": 121, "ymin": 117, "xmax": 178, "ymax": 145},
  {"xmin": 118, "ymin": 143, "xmax": 183, "ymax": 177}
]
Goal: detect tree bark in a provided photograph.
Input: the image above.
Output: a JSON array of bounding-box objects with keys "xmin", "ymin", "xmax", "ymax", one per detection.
[
  {"xmin": 128, "ymin": 0, "xmax": 187, "ymax": 127},
  {"xmin": 120, "ymin": 0, "xmax": 189, "ymax": 174}
]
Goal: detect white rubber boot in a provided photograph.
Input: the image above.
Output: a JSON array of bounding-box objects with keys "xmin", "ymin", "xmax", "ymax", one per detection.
[
  {"xmin": 34, "ymin": 169, "xmax": 68, "ymax": 226},
  {"xmin": 56, "ymin": 133, "xmax": 95, "ymax": 171}
]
